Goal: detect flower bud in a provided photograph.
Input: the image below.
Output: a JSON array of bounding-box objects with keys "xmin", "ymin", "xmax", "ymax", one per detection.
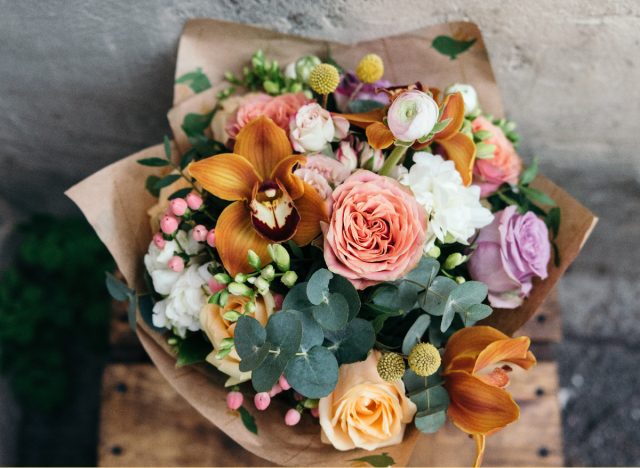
[
  {"xmin": 185, "ymin": 192, "xmax": 203, "ymax": 210},
  {"xmin": 254, "ymin": 277, "xmax": 271, "ymax": 296},
  {"xmin": 206, "ymin": 229, "xmax": 216, "ymax": 248},
  {"xmin": 427, "ymin": 245, "xmax": 441, "ymax": 258},
  {"xmin": 234, "ymin": 273, "xmax": 249, "ymax": 283},
  {"xmin": 455, "ymin": 276, "xmax": 466, "ymax": 284},
  {"xmin": 444, "ymin": 83, "xmax": 479, "ymax": 116},
  {"xmin": 228, "ymin": 282, "xmax": 252, "ymax": 297},
  {"xmin": 254, "ymin": 392, "xmax": 271, "ymax": 411},
  {"xmin": 268, "ymin": 244, "xmax": 290, "ymax": 271},
  {"xmin": 152, "ymin": 232, "xmax": 166, "ymax": 249},
  {"xmin": 214, "ymin": 273, "xmax": 232, "ymax": 284},
  {"xmin": 273, "ymin": 293, "xmax": 284, "ymax": 311},
  {"xmin": 281, "ymin": 271, "xmax": 298, "ymax": 288},
  {"xmin": 357, "ymin": 140, "xmax": 384, "ymax": 172},
  {"xmin": 208, "ymin": 278, "xmax": 225, "ymax": 295},
  {"xmin": 294, "ymin": 55, "xmax": 321, "ymax": 83},
  {"xmin": 191, "ymin": 224, "xmax": 208, "ymax": 242},
  {"xmin": 219, "ymin": 289, "xmax": 229, "ymax": 307},
  {"xmin": 160, "ymin": 214, "xmax": 179, "ymax": 235},
  {"xmin": 169, "ymin": 198, "xmax": 188, "ymax": 217},
  {"xmin": 167, "ymin": 256, "xmax": 185, "ymax": 272},
  {"xmin": 226, "ymin": 391, "xmax": 243, "ymax": 411},
  {"xmin": 244, "ymin": 300, "xmax": 257, "ymax": 314},
  {"xmin": 260, "ymin": 264, "xmax": 276, "ymax": 282},
  {"xmin": 335, "ymin": 139, "xmax": 358, "ymax": 172},
  {"xmin": 284, "ymin": 408, "xmax": 302, "ymax": 426},
  {"xmin": 247, "ymin": 249, "xmax": 262, "ymax": 270},
  {"xmin": 444, "ymin": 253, "xmax": 467, "ymax": 270}
]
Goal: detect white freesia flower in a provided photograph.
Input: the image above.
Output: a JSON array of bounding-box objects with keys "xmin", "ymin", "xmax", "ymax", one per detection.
[
  {"xmin": 401, "ymin": 152, "xmax": 493, "ymax": 249},
  {"xmin": 152, "ymin": 262, "xmax": 214, "ymax": 338},
  {"xmin": 445, "ymin": 83, "xmax": 479, "ymax": 116}
]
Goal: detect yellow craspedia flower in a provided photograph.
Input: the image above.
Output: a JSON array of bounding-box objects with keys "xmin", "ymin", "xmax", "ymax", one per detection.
[
  {"xmin": 308, "ymin": 63, "xmax": 340, "ymax": 95},
  {"xmin": 376, "ymin": 352, "xmax": 406, "ymax": 381},
  {"xmin": 356, "ymin": 54, "xmax": 384, "ymax": 84},
  {"xmin": 408, "ymin": 343, "xmax": 441, "ymax": 377}
]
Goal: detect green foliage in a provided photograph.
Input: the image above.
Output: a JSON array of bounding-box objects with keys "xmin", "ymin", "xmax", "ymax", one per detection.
[
  {"xmin": 238, "ymin": 406, "xmax": 258, "ymax": 434},
  {"xmin": 403, "ymin": 370, "xmax": 449, "ymax": 433},
  {"xmin": 175, "ymin": 332, "xmax": 212, "ymax": 367},
  {"xmin": 348, "ymin": 453, "xmax": 396, "ymax": 467},
  {"xmin": 175, "ymin": 67, "xmax": 212, "ymax": 93},
  {"xmin": 431, "ymin": 35, "xmax": 476, "ymax": 59},
  {"xmin": 348, "ymin": 99, "xmax": 386, "ymax": 113},
  {"xmin": 0, "ymin": 216, "xmax": 113, "ymax": 411}
]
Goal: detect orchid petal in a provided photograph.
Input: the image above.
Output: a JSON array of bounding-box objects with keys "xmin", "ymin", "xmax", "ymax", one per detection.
[
  {"xmin": 215, "ymin": 201, "xmax": 271, "ymax": 276},
  {"xmin": 445, "ymin": 371, "xmax": 520, "ymax": 435},
  {"xmin": 249, "ymin": 180, "xmax": 300, "ymax": 243},
  {"xmin": 436, "ymin": 131, "xmax": 476, "ymax": 186},
  {"xmin": 291, "ymin": 182, "xmax": 329, "ymax": 246},
  {"xmin": 234, "ymin": 116, "xmax": 293, "ymax": 180},
  {"xmin": 366, "ymin": 121, "xmax": 395, "ymax": 150},
  {"xmin": 473, "ymin": 336, "xmax": 536, "ymax": 374},
  {"xmin": 335, "ymin": 108, "xmax": 386, "ymax": 128},
  {"xmin": 271, "ymin": 154, "xmax": 306, "ymax": 200},
  {"xmin": 435, "ymin": 91, "xmax": 465, "ymax": 141},
  {"xmin": 188, "ymin": 154, "xmax": 260, "ymax": 201},
  {"xmin": 443, "ymin": 326, "xmax": 510, "ymax": 374}
]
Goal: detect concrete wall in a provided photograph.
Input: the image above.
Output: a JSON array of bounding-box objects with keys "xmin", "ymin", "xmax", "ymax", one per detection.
[{"xmin": 1, "ymin": 0, "xmax": 639, "ymax": 214}]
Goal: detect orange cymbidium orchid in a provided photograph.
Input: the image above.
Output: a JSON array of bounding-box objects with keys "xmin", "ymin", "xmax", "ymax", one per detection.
[
  {"xmin": 338, "ymin": 89, "xmax": 476, "ymax": 185},
  {"xmin": 188, "ymin": 116, "xmax": 328, "ymax": 276},
  {"xmin": 442, "ymin": 326, "xmax": 537, "ymax": 467}
]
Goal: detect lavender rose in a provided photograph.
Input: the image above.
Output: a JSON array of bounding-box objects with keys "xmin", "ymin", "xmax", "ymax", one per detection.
[{"xmin": 467, "ymin": 205, "xmax": 551, "ymax": 308}]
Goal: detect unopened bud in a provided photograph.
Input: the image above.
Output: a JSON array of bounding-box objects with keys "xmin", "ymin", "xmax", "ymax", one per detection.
[
  {"xmin": 444, "ymin": 253, "xmax": 466, "ymax": 270},
  {"xmin": 254, "ymin": 277, "xmax": 270, "ymax": 295},
  {"xmin": 228, "ymin": 282, "xmax": 252, "ymax": 297},
  {"xmin": 281, "ymin": 271, "xmax": 298, "ymax": 288},
  {"xmin": 268, "ymin": 244, "xmax": 290, "ymax": 271},
  {"xmin": 214, "ymin": 273, "xmax": 232, "ymax": 284},
  {"xmin": 260, "ymin": 264, "xmax": 276, "ymax": 281},
  {"xmin": 247, "ymin": 250, "xmax": 262, "ymax": 270},
  {"xmin": 427, "ymin": 245, "xmax": 441, "ymax": 258}
]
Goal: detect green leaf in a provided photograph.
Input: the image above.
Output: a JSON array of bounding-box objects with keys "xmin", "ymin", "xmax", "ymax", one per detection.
[
  {"xmin": 462, "ymin": 303, "xmax": 493, "ymax": 326},
  {"xmin": 545, "ymin": 207, "xmax": 561, "ymax": 239},
  {"xmin": 287, "ymin": 240, "xmax": 304, "ymax": 259},
  {"xmin": 282, "ymin": 283, "xmax": 314, "ymax": 313},
  {"xmin": 235, "ymin": 315, "xmax": 269, "ymax": 372},
  {"xmin": 137, "ymin": 157, "xmax": 170, "ymax": 167},
  {"xmin": 348, "ymin": 99, "xmax": 386, "ymax": 113},
  {"xmin": 285, "ymin": 345, "xmax": 339, "ymax": 398},
  {"xmin": 329, "ymin": 275, "xmax": 361, "ymax": 321},
  {"xmin": 431, "ymin": 117, "xmax": 452, "ymax": 134},
  {"xmin": 176, "ymin": 332, "xmax": 211, "ymax": 367},
  {"xmin": 409, "ymin": 382, "xmax": 449, "ymax": 412},
  {"xmin": 325, "ymin": 318, "xmax": 375, "ymax": 365},
  {"xmin": 145, "ymin": 175, "xmax": 161, "ymax": 197},
  {"xmin": 401, "ymin": 314, "xmax": 431, "ymax": 355},
  {"xmin": 432, "ymin": 35, "xmax": 476, "ymax": 59},
  {"xmin": 154, "ymin": 174, "xmax": 181, "ymax": 191},
  {"xmin": 348, "ymin": 453, "xmax": 396, "ymax": 467},
  {"xmin": 439, "ymin": 281, "xmax": 488, "ymax": 332},
  {"xmin": 415, "ymin": 406, "xmax": 447, "ymax": 433},
  {"xmin": 168, "ymin": 187, "xmax": 192, "ymax": 200},
  {"xmin": 312, "ymin": 293, "xmax": 349, "ymax": 331},
  {"xmin": 175, "ymin": 68, "xmax": 212, "ymax": 93},
  {"xmin": 360, "ymin": 303, "xmax": 403, "ymax": 333},
  {"xmin": 419, "ymin": 276, "xmax": 457, "ymax": 315},
  {"xmin": 180, "ymin": 149, "xmax": 196, "ymax": 171},
  {"xmin": 520, "ymin": 186, "xmax": 557, "ymax": 207},
  {"xmin": 237, "ymin": 406, "xmax": 258, "ymax": 435},
  {"xmin": 288, "ymin": 309, "xmax": 324, "ymax": 352},
  {"xmin": 306, "ymin": 269, "xmax": 333, "ymax": 305},
  {"xmin": 182, "ymin": 110, "xmax": 215, "ymax": 138},
  {"xmin": 105, "ymin": 272, "xmax": 132, "ymax": 302},
  {"xmin": 163, "ymin": 135, "xmax": 172, "ymax": 159},
  {"xmin": 519, "ymin": 158, "xmax": 539, "ymax": 186}
]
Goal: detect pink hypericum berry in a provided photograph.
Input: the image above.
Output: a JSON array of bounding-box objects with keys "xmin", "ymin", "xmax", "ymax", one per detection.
[
  {"xmin": 269, "ymin": 383, "xmax": 283, "ymax": 397},
  {"xmin": 226, "ymin": 391, "xmax": 243, "ymax": 411},
  {"xmin": 206, "ymin": 229, "xmax": 216, "ymax": 248},
  {"xmin": 208, "ymin": 279, "xmax": 225, "ymax": 294},
  {"xmin": 152, "ymin": 232, "xmax": 166, "ymax": 249},
  {"xmin": 186, "ymin": 193, "xmax": 203, "ymax": 210},
  {"xmin": 169, "ymin": 198, "xmax": 188, "ymax": 216},
  {"xmin": 160, "ymin": 214, "xmax": 179, "ymax": 235},
  {"xmin": 168, "ymin": 256, "xmax": 185, "ymax": 272},
  {"xmin": 278, "ymin": 375, "xmax": 291, "ymax": 391},
  {"xmin": 192, "ymin": 225, "xmax": 208, "ymax": 242},
  {"xmin": 310, "ymin": 407, "xmax": 319, "ymax": 418},
  {"xmin": 293, "ymin": 392, "xmax": 304, "ymax": 402},
  {"xmin": 254, "ymin": 392, "xmax": 271, "ymax": 411},
  {"xmin": 273, "ymin": 293, "xmax": 285, "ymax": 311},
  {"xmin": 284, "ymin": 409, "xmax": 301, "ymax": 426}
]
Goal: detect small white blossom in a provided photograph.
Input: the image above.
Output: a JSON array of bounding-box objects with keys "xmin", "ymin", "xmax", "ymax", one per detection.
[{"xmin": 401, "ymin": 152, "xmax": 493, "ymax": 250}]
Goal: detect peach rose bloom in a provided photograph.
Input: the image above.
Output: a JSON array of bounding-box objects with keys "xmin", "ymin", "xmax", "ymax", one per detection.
[
  {"xmin": 319, "ymin": 351, "xmax": 417, "ymax": 451},
  {"xmin": 225, "ymin": 92, "xmax": 310, "ymax": 139},
  {"xmin": 472, "ymin": 116, "xmax": 522, "ymax": 197},
  {"xmin": 323, "ymin": 170, "xmax": 427, "ymax": 289},
  {"xmin": 200, "ymin": 292, "xmax": 276, "ymax": 386}
]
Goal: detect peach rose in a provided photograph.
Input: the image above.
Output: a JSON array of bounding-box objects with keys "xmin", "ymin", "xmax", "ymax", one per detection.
[
  {"xmin": 225, "ymin": 92, "xmax": 310, "ymax": 139},
  {"xmin": 323, "ymin": 171, "xmax": 427, "ymax": 289},
  {"xmin": 319, "ymin": 351, "xmax": 417, "ymax": 451},
  {"xmin": 472, "ymin": 116, "xmax": 522, "ymax": 197},
  {"xmin": 199, "ymin": 292, "xmax": 276, "ymax": 386}
]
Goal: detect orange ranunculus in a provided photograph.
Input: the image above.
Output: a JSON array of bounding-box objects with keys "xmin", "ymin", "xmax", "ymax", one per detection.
[
  {"xmin": 188, "ymin": 116, "xmax": 328, "ymax": 276},
  {"xmin": 442, "ymin": 326, "xmax": 537, "ymax": 467},
  {"xmin": 338, "ymin": 89, "xmax": 476, "ymax": 186}
]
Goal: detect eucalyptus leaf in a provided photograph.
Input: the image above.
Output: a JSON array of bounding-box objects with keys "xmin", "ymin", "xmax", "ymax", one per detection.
[
  {"xmin": 329, "ymin": 274, "xmax": 360, "ymax": 321},
  {"xmin": 285, "ymin": 345, "xmax": 339, "ymax": 398},
  {"xmin": 312, "ymin": 293, "xmax": 349, "ymax": 331},
  {"xmin": 105, "ymin": 272, "xmax": 132, "ymax": 302},
  {"xmin": 420, "ymin": 276, "xmax": 457, "ymax": 315},
  {"xmin": 289, "ymin": 309, "xmax": 324, "ymax": 352},
  {"xmin": 415, "ymin": 406, "xmax": 447, "ymax": 433},
  {"xmin": 306, "ymin": 269, "xmax": 333, "ymax": 305},
  {"xmin": 348, "ymin": 99, "xmax": 386, "ymax": 113},
  {"xmin": 401, "ymin": 314, "xmax": 431, "ymax": 355},
  {"xmin": 234, "ymin": 315, "xmax": 269, "ymax": 371},
  {"xmin": 325, "ymin": 318, "xmax": 375, "ymax": 364},
  {"xmin": 404, "ymin": 257, "xmax": 440, "ymax": 287},
  {"xmin": 409, "ymin": 383, "xmax": 450, "ymax": 412},
  {"xmin": 462, "ymin": 303, "xmax": 492, "ymax": 326},
  {"xmin": 282, "ymin": 283, "xmax": 313, "ymax": 313}
]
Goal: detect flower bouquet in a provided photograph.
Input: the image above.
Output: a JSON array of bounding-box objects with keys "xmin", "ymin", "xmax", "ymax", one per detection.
[{"xmin": 67, "ymin": 19, "xmax": 596, "ymax": 467}]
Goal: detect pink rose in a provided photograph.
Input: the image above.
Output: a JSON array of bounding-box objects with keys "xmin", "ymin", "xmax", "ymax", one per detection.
[
  {"xmin": 323, "ymin": 171, "xmax": 427, "ymax": 289},
  {"xmin": 467, "ymin": 205, "xmax": 551, "ymax": 308},
  {"xmin": 226, "ymin": 92, "xmax": 309, "ymax": 139},
  {"xmin": 294, "ymin": 155, "xmax": 351, "ymax": 213},
  {"xmin": 290, "ymin": 103, "xmax": 349, "ymax": 153},
  {"xmin": 472, "ymin": 116, "xmax": 522, "ymax": 197}
]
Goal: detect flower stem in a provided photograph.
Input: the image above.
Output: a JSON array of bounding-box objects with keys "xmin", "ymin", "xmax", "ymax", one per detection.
[{"xmin": 379, "ymin": 145, "xmax": 408, "ymax": 177}]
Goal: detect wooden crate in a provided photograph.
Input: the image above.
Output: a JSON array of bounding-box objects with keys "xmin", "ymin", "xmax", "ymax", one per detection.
[{"xmin": 99, "ymin": 293, "xmax": 563, "ymax": 466}]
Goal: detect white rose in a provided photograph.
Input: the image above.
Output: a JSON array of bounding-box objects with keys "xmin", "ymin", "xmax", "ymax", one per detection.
[
  {"xmin": 387, "ymin": 90, "xmax": 439, "ymax": 142},
  {"xmin": 445, "ymin": 83, "xmax": 479, "ymax": 116},
  {"xmin": 289, "ymin": 103, "xmax": 335, "ymax": 152}
]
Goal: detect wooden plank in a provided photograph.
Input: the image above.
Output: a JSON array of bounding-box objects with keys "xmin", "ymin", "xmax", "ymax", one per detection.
[
  {"xmin": 409, "ymin": 362, "xmax": 563, "ymax": 467},
  {"xmin": 99, "ymin": 362, "xmax": 562, "ymax": 467}
]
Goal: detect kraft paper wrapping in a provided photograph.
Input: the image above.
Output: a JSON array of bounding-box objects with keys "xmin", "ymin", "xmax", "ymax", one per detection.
[{"xmin": 66, "ymin": 18, "xmax": 597, "ymax": 466}]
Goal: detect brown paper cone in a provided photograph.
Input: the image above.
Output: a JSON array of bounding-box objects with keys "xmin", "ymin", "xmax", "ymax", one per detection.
[{"xmin": 66, "ymin": 18, "xmax": 596, "ymax": 466}]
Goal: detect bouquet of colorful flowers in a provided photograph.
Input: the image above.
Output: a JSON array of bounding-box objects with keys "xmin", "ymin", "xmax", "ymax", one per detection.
[{"xmin": 68, "ymin": 20, "xmax": 596, "ymax": 467}]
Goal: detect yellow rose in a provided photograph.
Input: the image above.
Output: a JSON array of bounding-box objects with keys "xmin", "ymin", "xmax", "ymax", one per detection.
[
  {"xmin": 199, "ymin": 292, "xmax": 276, "ymax": 386},
  {"xmin": 319, "ymin": 350, "xmax": 417, "ymax": 451}
]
